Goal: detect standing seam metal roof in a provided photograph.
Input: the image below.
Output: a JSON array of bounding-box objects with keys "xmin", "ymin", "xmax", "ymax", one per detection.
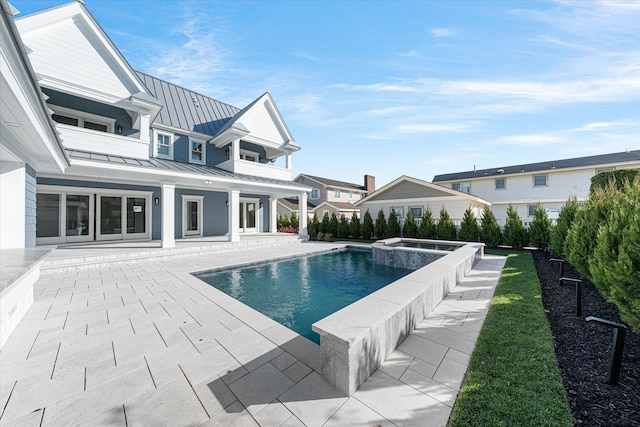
[{"xmin": 136, "ymin": 71, "xmax": 240, "ymax": 137}]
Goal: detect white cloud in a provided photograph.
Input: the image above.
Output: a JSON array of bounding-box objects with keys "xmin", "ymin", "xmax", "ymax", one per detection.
[
  {"xmin": 293, "ymin": 50, "xmax": 320, "ymax": 62},
  {"xmin": 396, "ymin": 123, "xmax": 474, "ymax": 133},
  {"xmin": 429, "ymin": 28, "xmax": 457, "ymax": 38}
]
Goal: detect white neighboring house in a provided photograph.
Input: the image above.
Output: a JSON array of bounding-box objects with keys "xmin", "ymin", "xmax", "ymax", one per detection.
[
  {"xmin": 354, "ymin": 175, "xmax": 491, "ymax": 228},
  {"xmin": 6, "ymin": 1, "xmax": 311, "ymax": 249},
  {"xmin": 432, "ymin": 150, "xmax": 640, "ymax": 226}
]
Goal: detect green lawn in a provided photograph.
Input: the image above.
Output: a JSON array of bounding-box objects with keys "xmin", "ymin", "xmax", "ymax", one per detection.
[{"xmin": 448, "ymin": 250, "xmax": 573, "ymax": 426}]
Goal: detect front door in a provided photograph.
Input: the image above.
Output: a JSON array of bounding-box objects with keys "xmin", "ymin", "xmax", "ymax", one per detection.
[{"xmin": 182, "ymin": 196, "xmax": 203, "ymax": 237}]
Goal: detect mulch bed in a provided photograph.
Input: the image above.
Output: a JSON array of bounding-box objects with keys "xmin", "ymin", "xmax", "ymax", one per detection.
[{"xmin": 532, "ymin": 250, "xmax": 640, "ymax": 426}]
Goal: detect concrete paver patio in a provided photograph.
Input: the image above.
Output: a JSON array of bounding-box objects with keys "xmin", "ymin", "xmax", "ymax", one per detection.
[{"xmin": 0, "ymin": 240, "xmax": 505, "ymax": 426}]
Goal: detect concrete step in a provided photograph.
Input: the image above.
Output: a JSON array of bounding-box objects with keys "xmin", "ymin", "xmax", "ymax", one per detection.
[{"xmin": 40, "ymin": 235, "xmax": 303, "ymax": 274}]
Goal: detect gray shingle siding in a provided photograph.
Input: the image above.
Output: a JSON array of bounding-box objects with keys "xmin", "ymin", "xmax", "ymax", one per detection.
[
  {"xmin": 42, "ymin": 88, "xmax": 139, "ymax": 138},
  {"xmin": 25, "ymin": 164, "xmax": 37, "ymax": 247},
  {"xmin": 174, "ymin": 189, "xmax": 228, "ymax": 238}
]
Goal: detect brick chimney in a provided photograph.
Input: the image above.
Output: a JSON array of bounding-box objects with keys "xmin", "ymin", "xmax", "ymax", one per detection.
[{"xmin": 364, "ymin": 175, "xmax": 375, "ymax": 195}]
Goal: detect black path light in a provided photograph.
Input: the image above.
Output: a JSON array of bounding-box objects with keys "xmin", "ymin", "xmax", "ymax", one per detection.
[
  {"xmin": 560, "ymin": 277, "xmax": 583, "ymax": 316},
  {"xmin": 549, "ymin": 258, "xmax": 565, "ymax": 277},
  {"xmin": 585, "ymin": 316, "xmax": 627, "ymax": 386}
]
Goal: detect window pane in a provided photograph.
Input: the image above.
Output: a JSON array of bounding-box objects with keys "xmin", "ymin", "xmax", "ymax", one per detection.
[
  {"xmin": 36, "ymin": 193, "xmax": 60, "ymax": 238},
  {"xmin": 534, "ymin": 175, "xmax": 547, "ymax": 186},
  {"xmin": 157, "ymin": 134, "xmax": 170, "ymax": 156},
  {"xmin": 191, "ymin": 142, "xmax": 203, "ymax": 161},
  {"xmin": 495, "ymin": 178, "xmax": 505, "ymax": 190},
  {"xmin": 410, "ymin": 207, "xmax": 422, "ymax": 218},
  {"xmin": 84, "ymin": 121, "xmax": 108, "ymax": 132},
  {"xmin": 528, "ymin": 205, "xmax": 537, "ymax": 216},
  {"xmin": 187, "ymin": 201, "xmax": 199, "ymax": 231},
  {"xmin": 127, "ymin": 198, "xmax": 146, "ymax": 234},
  {"xmin": 246, "ymin": 203, "xmax": 256, "ymax": 228},
  {"xmin": 66, "ymin": 195, "xmax": 90, "ymax": 236},
  {"xmin": 100, "ymin": 197, "xmax": 122, "ymax": 235},
  {"xmin": 51, "ymin": 114, "xmax": 79, "ymax": 127}
]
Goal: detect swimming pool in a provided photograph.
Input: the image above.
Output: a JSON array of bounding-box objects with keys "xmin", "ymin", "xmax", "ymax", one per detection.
[
  {"xmin": 194, "ymin": 249, "xmax": 413, "ymax": 344},
  {"xmin": 387, "ymin": 240, "xmax": 463, "ymax": 251}
]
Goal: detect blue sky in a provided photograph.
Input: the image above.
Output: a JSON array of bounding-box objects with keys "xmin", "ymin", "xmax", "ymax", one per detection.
[{"xmin": 14, "ymin": 0, "xmax": 640, "ymax": 187}]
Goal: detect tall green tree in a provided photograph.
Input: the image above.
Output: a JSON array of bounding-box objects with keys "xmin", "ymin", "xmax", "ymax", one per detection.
[
  {"xmin": 479, "ymin": 207, "xmax": 502, "ymax": 248},
  {"xmin": 290, "ymin": 211, "xmax": 299, "ymax": 229},
  {"xmin": 374, "ymin": 209, "xmax": 387, "ymax": 239},
  {"xmin": 309, "ymin": 212, "xmax": 319, "ymax": 237},
  {"xmin": 417, "ymin": 208, "xmax": 437, "ymax": 239},
  {"xmin": 458, "ymin": 208, "xmax": 479, "ymax": 242},
  {"xmin": 387, "ymin": 209, "xmax": 401, "ymax": 237},
  {"xmin": 529, "ymin": 205, "xmax": 552, "ymax": 249},
  {"xmin": 361, "ymin": 210, "xmax": 374, "ymax": 239},
  {"xmin": 402, "ymin": 210, "xmax": 417, "ymax": 238},
  {"xmin": 503, "ymin": 205, "xmax": 526, "ymax": 249},
  {"xmin": 328, "ymin": 212, "xmax": 339, "ymax": 236},
  {"xmin": 437, "ymin": 207, "xmax": 457, "ymax": 240},
  {"xmin": 349, "ymin": 213, "xmax": 361, "ymax": 238},
  {"xmin": 337, "ymin": 214, "xmax": 348, "ymax": 238},
  {"xmin": 320, "ymin": 212, "xmax": 330, "ymax": 234},
  {"xmin": 549, "ymin": 197, "xmax": 579, "ymax": 258}
]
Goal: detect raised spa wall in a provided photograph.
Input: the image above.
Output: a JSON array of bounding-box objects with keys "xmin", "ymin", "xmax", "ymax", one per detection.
[
  {"xmin": 312, "ymin": 239, "xmax": 484, "ymax": 395},
  {"xmin": 371, "ymin": 237, "xmax": 466, "ymax": 270}
]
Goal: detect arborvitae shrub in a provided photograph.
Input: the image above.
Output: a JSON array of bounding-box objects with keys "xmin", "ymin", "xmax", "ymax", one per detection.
[
  {"xmin": 387, "ymin": 210, "xmax": 401, "ymax": 237},
  {"xmin": 402, "ymin": 211, "xmax": 417, "ymax": 238},
  {"xmin": 350, "ymin": 213, "xmax": 361, "ymax": 238},
  {"xmin": 290, "ymin": 212, "xmax": 299, "ymax": 229},
  {"xmin": 374, "ymin": 209, "xmax": 387, "ymax": 239},
  {"xmin": 479, "ymin": 207, "xmax": 502, "ymax": 248},
  {"xmin": 309, "ymin": 212, "xmax": 319, "ymax": 237},
  {"xmin": 529, "ymin": 205, "xmax": 552, "ymax": 249},
  {"xmin": 565, "ymin": 185, "xmax": 615, "ymax": 280},
  {"xmin": 590, "ymin": 168, "xmax": 639, "ymax": 193},
  {"xmin": 328, "ymin": 213, "xmax": 339, "ymax": 236},
  {"xmin": 337, "ymin": 215, "xmax": 348, "ymax": 238},
  {"xmin": 320, "ymin": 212, "xmax": 330, "ymax": 234},
  {"xmin": 458, "ymin": 208, "xmax": 479, "ymax": 242},
  {"xmin": 437, "ymin": 207, "xmax": 457, "ymax": 240},
  {"xmin": 589, "ymin": 177, "xmax": 640, "ymax": 331},
  {"xmin": 361, "ymin": 210, "xmax": 374, "ymax": 239},
  {"xmin": 503, "ymin": 205, "xmax": 526, "ymax": 249},
  {"xmin": 549, "ymin": 197, "xmax": 578, "ymax": 258},
  {"xmin": 417, "ymin": 208, "xmax": 437, "ymax": 239}
]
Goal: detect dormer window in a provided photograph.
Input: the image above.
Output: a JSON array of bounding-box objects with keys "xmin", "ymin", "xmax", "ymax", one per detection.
[
  {"xmin": 240, "ymin": 149, "xmax": 259, "ymax": 163},
  {"xmin": 154, "ymin": 130, "xmax": 173, "ymax": 159},
  {"xmin": 190, "ymin": 139, "xmax": 205, "ymax": 164},
  {"xmin": 50, "ymin": 106, "xmax": 114, "ymax": 133}
]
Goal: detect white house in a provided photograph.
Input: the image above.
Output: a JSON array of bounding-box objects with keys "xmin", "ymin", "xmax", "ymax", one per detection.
[
  {"xmin": 432, "ymin": 150, "xmax": 640, "ymax": 226},
  {"xmin": 354, "ymin": 175, "xmax": 491, "ymax": 227},
  {"xmin": 3, "ymin": 0, "xmax": 311, "ymax": 250}
]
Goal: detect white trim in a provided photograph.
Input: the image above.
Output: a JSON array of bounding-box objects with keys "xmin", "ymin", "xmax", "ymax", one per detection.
[
  {"xmin": 239, "ymin": 198, "xmax": 260, "ymax": 233},
  {"xmin": 189, "ymin": 138, "xmax": 206, "ymax": 165},
  {"xmin": 153, "ymin": 130, "xmax": 173, "ymax": 160},
  {"xmin": 239, "ymin": 148, "xmax": 260, "ymax": 163},
  {"xmin": 50, "ymin": 105, "xmax": 115, "ymax": 133},
  {"xmin": 182, "ymin": 195, "xmax": 204, "ymax": 238}
]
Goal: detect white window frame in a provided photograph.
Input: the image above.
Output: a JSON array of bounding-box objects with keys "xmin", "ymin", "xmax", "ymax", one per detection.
[
  {"xmin": 527, "ymin": 205, "xmax": 537, "ymax": 217},
  {"xmin": 154, "ymin": 130, "xmax": 173, "ymax": 159},
  {"xmin": 495, "ymin": 178, "xmax": 506, "ymax": 190},
  {"xmin": 452, "ymin": 181, "xmax": 471, "ymax": 193},
  {"xmin": 391, "ymin": 206, "xmax": 404, "ymax": 218},
  {"xmin": 349, "ymin": 191, "xmax": 353, "ymax": 199},
  {"xmin": 182, "ymin": 195, "xmax": 204, "ymax": 237},
  {"xmin": 596, "ymin": 167, "xmax": 614, "ymax": 174},
  {"xmin": 50, "ymin": 105, "xmax": 115, "ymax": 133},
  {"xmin": 533, "ymin": 174, "xmax": 548, "ymax": 187},
  {"xmin": 239, "ymin": 149, "xmax": 260, "ymax": 163},
  {"xmin": 334, "ymin": 189, "xmax": 341, "ymax": 198},
  {"xmin": 310, "ymin": 188, "xmax": 320, "ymax": 200},
  {"xmin": 190, "ymin": 138, "xmax": 206, "ymax": 165},
  {"xmin": 409, "ymin": 206, "xmax": 423, "ymax": 218}
]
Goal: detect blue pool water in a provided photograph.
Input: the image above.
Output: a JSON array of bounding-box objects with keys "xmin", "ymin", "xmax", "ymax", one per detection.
[{"xmin": 195, "ymin": 249, "xmax": 413, "ymax": 344}]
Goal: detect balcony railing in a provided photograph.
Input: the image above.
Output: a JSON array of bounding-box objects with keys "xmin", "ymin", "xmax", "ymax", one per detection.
[
  {"xmin": 57, "ymin": 124, "xmax": 150, "ymax": 159},
  {"xmin": 217, "ymin": 159, "xmax": 291, "ymax": 181}
]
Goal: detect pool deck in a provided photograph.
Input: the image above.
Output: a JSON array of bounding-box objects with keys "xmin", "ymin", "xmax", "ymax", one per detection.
[{"xmin": 0, "ymin": 238, "xmax": 505, "ymax": 426}]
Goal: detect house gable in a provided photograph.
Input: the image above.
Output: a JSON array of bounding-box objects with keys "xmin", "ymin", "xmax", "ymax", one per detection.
[
  {"xmin": 16, "ymin": 2, "xmax": 151, "ymax": 104},
  {"xmin": 373, "ymin": 180, "xmax": 451, "ymax": 201}
]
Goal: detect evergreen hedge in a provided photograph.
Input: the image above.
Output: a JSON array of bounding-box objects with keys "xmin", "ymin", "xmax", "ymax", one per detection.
[
  {"xmin": 417, "ymin": 208, "xmax": 437, "ymax": 239},
  {"xmin": 529, "ymin": 205, "xmax": 552, "ymax": 250},
  {"xmin": 374, "ymin": 209, "xmax": 387, "ymax": 239},
  {"xmin": 337, "ymin": 214, "xmax": 348, "ymax": 238},
  {"xmin": 503, "ymin": 205, "xmax": 526, "ymax": 249},
  {"xmin": 350, "ymin": 213, "xmax": 361, "ymax": 238},
  {"xmin": 387, "ymin": 210, "xmax": 401, "ymax": 237},
  {"xmin": 402, "ymin": 211, "xmax": 417, "ymax": 238},
  {"xmin": 590, "ymin": 168, "xmax": 639, "ymax": 193},
  {"xmin": 361, "ymin": 210, "xmax": 374, "ymax": 239},
  {"xmin": 436, "ymin": 207, "xmax": 457, "ymax": 240},
  {"xmin": 458, "ymin": 208, "xmax": 479, "ymax": 242},
  {"xmin": 328, "ymin": 213, "xmax": 339, "ymax": 236},
  {"xmin": 549, "ymin": 197, "xmax": 578, "ymax": 258},
  {"xmin": 320, "ymin": 212, "xmax": 330, "ymax": 234},
  {"xmin": 479, "ymin": 207, "xmax": 502, "ymax": 248}
]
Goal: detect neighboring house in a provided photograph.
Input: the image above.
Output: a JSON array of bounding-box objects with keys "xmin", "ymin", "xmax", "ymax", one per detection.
[
  {"xmin": 293, "ymin": 174, "xmax": 375, "ymax": 219},
  {"xmin": 5, "ymin": 1, "xmax": 310, "ymax": 249},
  {"xmin": 276, "ymin": 197, "xmax": 315, "ymax": 221},
  {"xmin": 354, "ymin": 175, "xmax": 491, "ymax": 227},
  {"xmin": 432, "ymin": 150, "xmax": 640, "ymax": 226}
]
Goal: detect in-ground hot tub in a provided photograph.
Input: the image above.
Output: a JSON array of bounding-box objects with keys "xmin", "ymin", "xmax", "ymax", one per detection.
[{"xmin": 313, "ymin": 238, "xmax": 485, "ymax": 395}]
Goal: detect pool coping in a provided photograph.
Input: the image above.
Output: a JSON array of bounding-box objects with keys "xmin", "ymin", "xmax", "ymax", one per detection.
[{"xmin": 312, "ymin": 240, "xmax": 484, "ymax": 395}]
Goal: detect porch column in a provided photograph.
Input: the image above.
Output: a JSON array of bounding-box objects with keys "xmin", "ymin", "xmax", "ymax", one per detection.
[
  {"xmin": 161, "ymin": 183, "xmax": 175, "ymax": 248},
  {"xmin": 299, "ymin": 192, "xmax": 308, "ymax": 239},
  {"xmin": 286, "ymin": 154, "xmax": 292, "ymax": 170},
  {"xmin": 228, "ymin": 189, "xmax": 240, "ymax": 242},
  {"xmin": 269, "ymin": 197, "xmax": 278, "ymax": 233},
  {"xmin": 232, "ymin": 139, "xmax": 240, "ymax": 160}
]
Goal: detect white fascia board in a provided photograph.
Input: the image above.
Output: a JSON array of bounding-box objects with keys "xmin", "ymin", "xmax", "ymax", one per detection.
[
  {"xmin": 151, "ymin": 123, "xmax": 212, "ymax": 141},
  {"xmin": 296, "ymin": 175, "xmax": 329, "ymax": 188},
  {"xmin": 65, "ymin": 159, "xmax": 312, "ymax": 194},
  {"xmin": 210, "ymin": 124, "xmax": 250, "ymax": 147}
]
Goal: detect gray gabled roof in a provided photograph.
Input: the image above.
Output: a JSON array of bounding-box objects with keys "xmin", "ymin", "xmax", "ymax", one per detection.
[
  {"xmin": 136, "ymin": 71, "xmax": 240, "ymax": 136},
  {"xmin": 432, "ymin": 150, "xmax": 640, "ymax": 182},
  {"xmin": 298, "ymin": 174, "xmax": 366, "ymax": 191},
  {"xmin": 66, "ymin": 149, "xmax": 309, "ymax": 189}
]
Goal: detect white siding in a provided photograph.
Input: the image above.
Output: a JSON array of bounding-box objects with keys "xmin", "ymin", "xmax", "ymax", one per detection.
[{"xmin": 244, "ymin": 101, "xmax": 287, "ymax": 144}]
